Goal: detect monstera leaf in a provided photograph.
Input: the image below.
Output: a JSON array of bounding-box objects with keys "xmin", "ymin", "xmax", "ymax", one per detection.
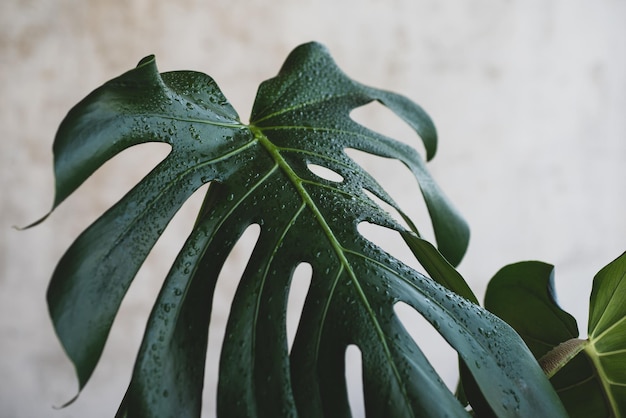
[
  {"xmin": 43, "ymin": 42, "xmax": 567, "ymax": 417},
  {"xmin": 485, "ymin": 252, "xmax": 626, "ymax": 418}
]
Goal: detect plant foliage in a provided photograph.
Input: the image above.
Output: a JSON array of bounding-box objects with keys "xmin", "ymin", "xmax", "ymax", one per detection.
[
  {"xmin": 41, "ymin": 42, "xmax": 567, "ymax": 417},
  {"xmin": 485, "ymin": 252, "xmax": 626, "ymax": 417}
]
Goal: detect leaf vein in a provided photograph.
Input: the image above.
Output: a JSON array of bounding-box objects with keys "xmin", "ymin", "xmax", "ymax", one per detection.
[
  {"xmin": 254, "ymin": 126, "xmax": 415, "ymax": 414},
  {"xmin": 99, "ymin": 138, "xmax": 259, "ymax": 275},
  {"xmin": 590, "ymin": 269, "xmax": 626, "ymax": 339}
]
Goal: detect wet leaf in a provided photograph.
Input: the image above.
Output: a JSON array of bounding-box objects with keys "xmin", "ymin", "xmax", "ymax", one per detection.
[{"xmin": 44, "ymin": 42, "xmax": 565, "ymax": 417}]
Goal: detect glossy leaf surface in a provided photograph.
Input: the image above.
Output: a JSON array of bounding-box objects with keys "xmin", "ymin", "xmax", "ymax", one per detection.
[{"xmin": 45, "ymin": 42, "xmax": 566, "ymax": 417}]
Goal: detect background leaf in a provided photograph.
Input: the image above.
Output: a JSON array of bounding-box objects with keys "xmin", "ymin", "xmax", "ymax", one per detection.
[
  {"xmin": 586, "ymin": 251, "xmax": 626, "ymax": 416},
  {"xmin": 46, "ymin": 42, "xmax": 566, "ymax": 417},
  {"xmin": 485, "ymin": 255, "xmax": 626, "ymax": 418},
  {"xmin": 484, "ymin": 261, "xmax": 578, "ymax": 358}
]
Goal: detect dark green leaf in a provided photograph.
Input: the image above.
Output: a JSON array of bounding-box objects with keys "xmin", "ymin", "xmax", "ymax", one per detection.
[
  {"xmin": 484, "ymin": 261, "xmax": 578, "ymax": 358},
  {"xmin": 550, "ymin": 351, "xmax": 609, "ymax": 418},
  {"xmin": 46, "ymin": 42, "xmax": 566, "ymax": 417},
  {"xmin": 485, "ymin": 255, "xmax": 626, "ymax": 418},
  {"xmin": 401, "ymin": 232, "xmax": 478, "ymax": 304}
]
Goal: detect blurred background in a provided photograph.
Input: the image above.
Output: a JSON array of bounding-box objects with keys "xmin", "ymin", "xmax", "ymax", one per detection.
[{"xmin": 1, "ymin": 0, "xmax": 625, "ymax": 416}]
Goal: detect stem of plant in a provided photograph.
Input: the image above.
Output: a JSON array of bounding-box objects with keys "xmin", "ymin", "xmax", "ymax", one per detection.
[{"xmin": 538, "ymin": 338, "xmax": 588, "ymax": 378}]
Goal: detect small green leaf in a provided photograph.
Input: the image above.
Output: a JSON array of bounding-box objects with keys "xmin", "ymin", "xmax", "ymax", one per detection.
[
  {"xmin": 485, "ymin": 261, "xmax": 578, "ymax": 358},
  {"xmin": 586, "ymin": 251, "xmax": 626, "ymax": 416}
]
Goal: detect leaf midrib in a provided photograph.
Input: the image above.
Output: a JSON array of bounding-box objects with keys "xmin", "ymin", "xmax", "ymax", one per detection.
[
  {"xmin": 589, "ymin": 269, "xmax": 626, "ymax": 341},
  {"xmin": 584, "ymin": 342, "xmax": 621, "ymax": 415},
  {"xmin": 251, "ymin": 125, "xmax": 414, "ymax": 413}
]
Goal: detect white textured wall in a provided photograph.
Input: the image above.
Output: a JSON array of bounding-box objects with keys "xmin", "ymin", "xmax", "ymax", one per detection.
[{"xmin": 2, "ymin": 1, "xmax": 625, "ymax": 417}]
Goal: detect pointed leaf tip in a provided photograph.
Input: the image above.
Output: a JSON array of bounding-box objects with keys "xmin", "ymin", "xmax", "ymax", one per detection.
[
  {"xmin": 137, "ymin": 54, "xmax": 156, "ymax": 67},
  {"xmin": 13, "ymin": 212, "xmax": 51, "ymax": 230}
]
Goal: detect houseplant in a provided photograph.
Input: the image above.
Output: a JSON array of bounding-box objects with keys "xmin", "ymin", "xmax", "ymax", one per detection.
[{"xmin": 35, "ymin": 42, "xmax": 625, "ymax": 417}]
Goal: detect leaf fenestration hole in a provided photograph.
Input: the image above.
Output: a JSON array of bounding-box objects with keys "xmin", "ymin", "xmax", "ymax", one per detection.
[
  {"xmin": 62, "ymin": 142, "xmax": 173, "ymax": 230},
  {"xmin": 393, "ymin": 301, "xmax": 458, "ymax": 391},
  {"xmin": 204, "ymin": 223, "xmax": 261, "ymax": 407},
  {"xmin": 357, "ymin": 221, "xmax": 421, "ymax": 272},
  {"xmin": 89, "ymin": 176, "xmax": 206, "ymax": 413},
  {"xmin": 350, "ymin": 101, "xmax": 426, "ymax": 156},
  {"xmin": 361, "ymin": 188, "xmax": 411, "ymax": 230},
  {"xmin": 345, "ymin": 344, "xmax": 365, "ymax": 418},
  {"xmin": 286, "ymin": 262, "xmax": 312, "ymax": 353},
  {"xmin": 346, "ymin": 148, "xmax": 434, "ymax": 243},
  {"xmin": 307, "ymin": 163, "xmax": 344, "ymax": 183}
]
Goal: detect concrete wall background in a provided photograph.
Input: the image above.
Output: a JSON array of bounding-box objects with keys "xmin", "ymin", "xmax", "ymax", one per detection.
[{"xmin": 2, "ymin": 0, "xmax": 625, "ymax": 417}]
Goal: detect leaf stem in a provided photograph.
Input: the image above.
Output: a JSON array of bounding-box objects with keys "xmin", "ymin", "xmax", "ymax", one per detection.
[{"xmin": 538, "ymin": 338, "xmax": 588, "ymax": 378}]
